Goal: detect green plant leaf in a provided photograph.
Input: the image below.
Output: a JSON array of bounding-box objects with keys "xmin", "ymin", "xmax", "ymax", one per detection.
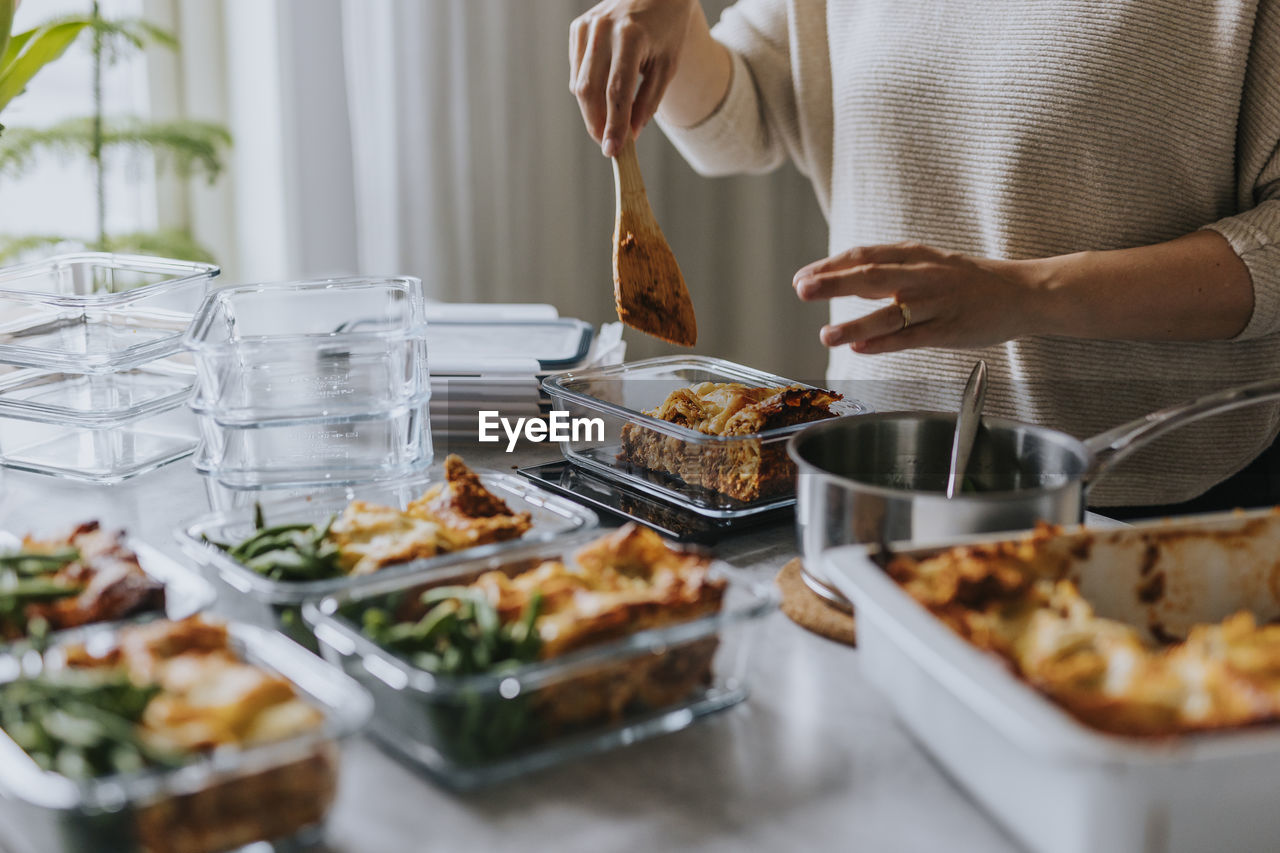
[
  {"xmin": 0, "ymin": 233, "xmax": 81, "ymax": 263},
  {"xmin": 0, "ymin": 116, "xmax": 232, "ymax": 180},
  {"xmin": 0, "ymin": 20, "xmax": 91, "ymax": 114},
  {"xmin": 0, "ymin": 0, "xmax": 15, "ymax": 66}
]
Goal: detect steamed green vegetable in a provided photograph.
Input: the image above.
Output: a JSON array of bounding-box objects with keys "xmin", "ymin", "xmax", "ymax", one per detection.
[
  {"xmin": 0, "ymin": 668, "xmax": 179, "ymax": 779},
  {"xmin": 211, "ymin": 506, "xmax": 343, "ymax": 582}
]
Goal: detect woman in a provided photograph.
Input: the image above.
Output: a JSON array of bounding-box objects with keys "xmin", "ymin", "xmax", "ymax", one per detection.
[{"xmin": 569, "ymin": 0, "xmax": 1280, "ymax": 515}]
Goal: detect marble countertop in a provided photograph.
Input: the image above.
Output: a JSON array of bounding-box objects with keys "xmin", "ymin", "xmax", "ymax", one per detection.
[{"xmin": 0, "ymin": 447, "xmax": 1023, "ymax": 853}]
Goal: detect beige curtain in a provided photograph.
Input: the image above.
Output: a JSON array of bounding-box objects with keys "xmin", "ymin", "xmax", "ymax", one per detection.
[{"xmin": 340, "ymin": 0, "xmax": 831, "ymax": 380}]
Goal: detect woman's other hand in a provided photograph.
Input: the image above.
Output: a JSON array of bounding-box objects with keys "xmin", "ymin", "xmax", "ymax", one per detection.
[
  {"xmin": 794, "ymin": 232, "xmax": 1255, "ymax": 353},
  {"xmin": 570, "ymin": 0, "xmax": 729, "ymax": 157},
  {"xmin": 793, "ymin": 243, "xmax": 1042, "ymax": 353}
]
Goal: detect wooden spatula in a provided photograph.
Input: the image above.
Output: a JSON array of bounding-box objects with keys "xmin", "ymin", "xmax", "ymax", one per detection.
[{"xmin": 611, "ymin": 138, "xmax": 698, "ymax": 347}]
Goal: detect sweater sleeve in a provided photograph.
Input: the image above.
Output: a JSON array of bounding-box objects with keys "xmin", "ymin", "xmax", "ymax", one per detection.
[
  {"xmin": 1203, "ymin": 0, "xmax": 1280, "ymax": 341},
  {"xmin": 658, "ymin": 0, "xmax": 831, "ymax": 198}
]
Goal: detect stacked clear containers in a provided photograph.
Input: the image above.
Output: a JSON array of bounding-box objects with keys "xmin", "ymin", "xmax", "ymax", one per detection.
[
  {"xmin": 0, "ymin": 253, "xmax": 219, "ymax": 483},
  {"xmin": 184, "ymin": 277, "xmax": 432, "ymax": 491}
]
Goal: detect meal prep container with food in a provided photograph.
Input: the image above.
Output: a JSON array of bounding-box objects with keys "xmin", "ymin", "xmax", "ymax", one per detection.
[
  {"xmin": 542, "ymin": 355, "xmax": 868, "ymax": 517},
  {"xmin": 0, "ymin": 620, "xmax": 373, "ymax": 853},
  {"xmin": 183, "ymin": 277, "xmax": 429, "ymax": 424},
  {"xmin": 176, "ymin": 470, "xmax": 599, "ymax": 646},
  {"xmin": 0, "ymin": 403, "xmax": 196, "ymax": 483},
  {"xmin": 0, "ymin": 253, "xmax": 218, "ymax": 373},
  {"xmin": 790, "ymin": 377, "xmax": 1280, "ymax": 606},
  {"xmin": 303, "ymin": 532, "xmax": 776, "ymax": 789},
  {"xmin": 823, "ymin": 508, "xmax": 1280, "ymax": 853},
  {"xmin": 192, "ymin": 395, "xmax": 432, "ymax": 489},
  {"xmin": 0, "ymin": 531, "xmax": 216, "ymax": 648}
]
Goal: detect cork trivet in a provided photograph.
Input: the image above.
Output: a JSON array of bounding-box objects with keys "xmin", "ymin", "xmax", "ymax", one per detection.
[{"xmin": 776, "ymin": 558, "xmax": 855, "ymax": 646}]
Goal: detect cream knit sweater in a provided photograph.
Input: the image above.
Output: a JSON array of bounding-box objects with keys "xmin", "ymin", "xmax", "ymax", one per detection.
[{"xmin": 660, "ymin": 0, "xmax": 1280, "ymax": 505}]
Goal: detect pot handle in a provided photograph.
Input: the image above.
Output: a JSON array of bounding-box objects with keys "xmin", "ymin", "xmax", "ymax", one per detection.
[{"xmin": 1083, "ymin": 377, "xmax": 1280, "ymax": 485}]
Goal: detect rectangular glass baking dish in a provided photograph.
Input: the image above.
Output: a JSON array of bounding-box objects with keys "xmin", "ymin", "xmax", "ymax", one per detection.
[
  {"xmin": 0, "ymin": 402, "xmax": 197, "ymax": 483},
  {"xmin": 175, "ymin": 469, "xmax": 599, "ymax": 648},
  {"xmin": 183, "ymin": 277, "xmax": 429, "ymax": 425},
  {"xmin": 0, "ymin": 530, "xmax": 216, "ymax": 651},
  {"xmin": 0, "ymin": 619, "xmax": 372, "ymax": 853},
  {"xmin": 542, "ymin": 355, "xmax": 868, "ymax": 517},
  {"xmin": 302, "ymin": 531, "xmax": 777, "ymax": 789},
  {"xmin": 0, "ymin": 358, "xmax": 194, "ymax": 426},
  {"xmin": 823, "ymin": 509, "xmax": 1280, "ymax": 853},
  {"xmin": 0, "ymin": 253, "xmax": 219, "ymax": 373},
  {"xmin": 192, "ymin": 396, "xmax": 433, "ymax": 489}
]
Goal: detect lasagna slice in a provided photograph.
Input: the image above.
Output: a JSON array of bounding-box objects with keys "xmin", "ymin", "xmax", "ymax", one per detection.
[
  {"xmin": 888, "ymin": 525, "xmax": 1280, "ymax": 737},
  {"xmin": 329, "ymin": 455, "xmax": 532, "ymax": 575},
  {"xmin": 468, "ymin": 524, "xmax": 726, "ymax": 727},
  {"xmin": 618, "ymin": 382, "xmax": 842, "ymax": 502}
]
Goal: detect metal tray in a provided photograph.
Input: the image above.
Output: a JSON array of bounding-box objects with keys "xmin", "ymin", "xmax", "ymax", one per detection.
[
  {"xmin": 302, "ymin": 530, "xmax": 776, "ymax": 789},
  {"xmin": 516, "ymin": 459, "xmax": 793, "ymax": 544},
  {"xmin": 0, "ymin": 620, "xmax": 372, "ymax": 853},
  {"xmin": 823, "ymin": 508, "xmax": 1280, "ymax": 853}
]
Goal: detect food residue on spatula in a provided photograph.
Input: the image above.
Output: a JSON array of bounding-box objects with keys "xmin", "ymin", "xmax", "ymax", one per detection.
[{"xmin": 611, "ymin": 140, "xmax": 698, "ymax": 347}]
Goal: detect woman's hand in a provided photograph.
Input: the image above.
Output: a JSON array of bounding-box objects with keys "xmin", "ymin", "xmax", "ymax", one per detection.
[
  {"xmin": 793, "ymin": 231, "xmax": 1255, "ymax": 352},
  {"xmin": 570, "ymin": 1, "xmax": 730, "ymax": 157},
  {"xmin": 793, "ymin": 242, "xmax": 1044, "ymax": 353}
]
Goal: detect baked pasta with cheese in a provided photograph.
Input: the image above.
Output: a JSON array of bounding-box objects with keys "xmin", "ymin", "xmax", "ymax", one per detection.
[
  {"xmin": 356, "ymin": 524, "xmax": 726, "ymax": 760},
  {"xmin": 617, "ymin": 382, "xmax": 842, "ymax": 502},
  {"xmin": 0, "ymin": 617, "xmax": 333, "ymax": 853},
  {"xmin": 0, "ymin": 521, "xmax": 165, "ymax": 643},
  {"xmin": 888, "ymin": 523, "xmax": 1280, "ymax": 737}
]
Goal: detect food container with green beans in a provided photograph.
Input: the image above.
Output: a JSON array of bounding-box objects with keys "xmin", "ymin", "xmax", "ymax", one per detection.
[
  {"xmin": 0, "ymin": 531, "xmax": 214, "ymax": 650},
  {"xmin": 175, "ymin": 469, "xmax": 598, "ymax": 649},
  {"xmin": 0, "ymin": 619, "xmax": 372, "ymax": 853},
  {"xmin": 301, "ymin": 532, "xmax": 776, "ymax": 789}
]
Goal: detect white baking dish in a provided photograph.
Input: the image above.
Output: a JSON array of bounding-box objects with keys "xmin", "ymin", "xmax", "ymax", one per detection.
[{"xmin": 823, "ymin": 508, "xmax": 1280, "ymax": 853}]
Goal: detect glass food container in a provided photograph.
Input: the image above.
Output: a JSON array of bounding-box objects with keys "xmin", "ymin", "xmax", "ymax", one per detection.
[
  {"xmin": 176, "ymin": 470, "xmax": 599, "ymax": 648},
  {"xmin": 0, "ymin": 531, "xmax": 216, "ymax": 651},
  {"xmin": 182, "ymin": 277, "xmax": 430, "ymax": 425},
  {"xmin": 303, "ymin": 532, "xmax": 777, "ymax": 789},
  {"xmin": 192, "ymin": 395, "xmax": 433, "ymax": 489},
  {"xmin": 542, "ymin": 356, "xmax": 869, "ymax": 517},
  {"xmin": 0, "ymin": 253, "xmax": 219, "ymax": 373},
  {"xmin": 0, "ymin": 620, "xmax": 372, "ymax": 853},
  {"xmin": 0, "ymin": 403, "xmax": 197, "ymax": 484},
  {"xmin": 0, "ymin": 357, "xmax": 194, "ymax": 426}
]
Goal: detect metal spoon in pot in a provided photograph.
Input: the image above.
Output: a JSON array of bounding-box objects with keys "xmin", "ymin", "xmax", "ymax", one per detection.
[{"xmin": 946, "ymin": 360, "xmax": 989, "ymax": 499}]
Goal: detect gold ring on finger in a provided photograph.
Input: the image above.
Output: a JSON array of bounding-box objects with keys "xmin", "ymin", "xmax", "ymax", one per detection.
[{"xmin": 896, "ymin": 300, "xmax": 912, "ymax": 330}]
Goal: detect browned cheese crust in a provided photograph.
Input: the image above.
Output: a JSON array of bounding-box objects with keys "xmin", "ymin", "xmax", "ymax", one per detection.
[
  {"xmin": 888, "ymin": 523, "xmax": 1280, "ymax": 738},
  {"xmin": 330, "ymin": 454, "xmax": 534, "ymax": 574},
  {"xmin": 617, "ymin": 382, "xmax": 842, "ymax": 503},
  {"xmin": 467, "ymin": 524, "xmax": 727, "ymax": 730}
]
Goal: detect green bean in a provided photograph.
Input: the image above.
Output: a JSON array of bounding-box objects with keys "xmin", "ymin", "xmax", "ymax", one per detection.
[{"xmin": 0, "ymin": 547, "xmax": 80, "ymax": 575}]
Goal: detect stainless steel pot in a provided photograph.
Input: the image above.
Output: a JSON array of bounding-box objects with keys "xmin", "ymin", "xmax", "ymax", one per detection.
[{"xmin": 788, "ymin": 378, "xmax": 1280, "ymax": 609}]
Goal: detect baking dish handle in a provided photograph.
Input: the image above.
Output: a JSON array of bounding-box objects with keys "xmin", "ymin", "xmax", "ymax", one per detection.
[{"xmin": 1083, "ymin": 377, "xmax": 1280, "ymax": 485}]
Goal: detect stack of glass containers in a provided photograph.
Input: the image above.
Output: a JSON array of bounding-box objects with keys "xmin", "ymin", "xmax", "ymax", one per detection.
[
  {"xmin": 184, "ymin": 276, "xmax": 433, "ymax": 494},
  {"xmin": 0, "ymin": 253, "xmax": 219, "ymax": 483}
]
